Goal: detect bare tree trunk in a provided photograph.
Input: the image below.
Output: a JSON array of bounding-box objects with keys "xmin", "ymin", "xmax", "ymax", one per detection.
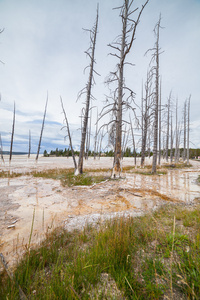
[
  {"xmin": 94, "ymin": 108, "xmax": 98, "ymax": 160},
  {"xmin": 112, "ymin": 0, "xmax": 149, "ymax": 177},
  {"xmin": 166, "ymin": 91, "xmax": 171, "ymax": 163},
  {"xmin": 141, "ymin": 70, "xmax": 153, "ymax": 167},
  {"xmin": 36, "ymin": 96, "xmax": 48, "ymax": 161},
  {"xmin": 177, "ymin": 123, "xmax": 182, "ymax": 161},
  {"xmin": 77, "ymin": 7, "xmax": 99, "ymax": 175},
  {"xmin": 148, "ymin": 127, "xmax": 151, "ymax": 158},
  {"xmin": 162, "ymin": 136, "xmax": 166, "ymax": 159},
  {"xmin": 183, "ymin": 100, "xmax": 187, "ymax": 161},
  {"xmin": 98, "ymin": 128, "xmax": 104, "ymax": 159},
  {"xmin": 187, "ymin": 95, "xmax": 191, "ymax": 165},
  {"xmin": 122, "ymin": 125, "xmax": 127, "ymax": 158},
  {"xmin": 130, "ymin": 116, "xmax": 137, "ymax": 166},
  {"xmin": 113, "ymin": 2, "xmax": 127, "ymax": 177},
  {"xmin": 0, "ymin": 133, "xmax": 4, "ymax": 162},
  {"xmin": 170, "ymin": 112, "xmax": 173, "ymax": 163},
  {"xmin": 141, "ymin": 82, "xmax": 144, "ymax": 165},
  {"xmin": 28, "ymin": 130, "xmax": 31, "ymax": 158},
  {"xmin": 9, "ymin": 102, "xmax": 15, "ymax": 163},
  {"xmin": 60, "ymin": 97, "xmax": 77, "ymax": 171},
  {"xmin": 152, "ymin": 16, "xmax": 161, "ymax": 174},
  {"xmin": 158, "ymin": 78, "xmax": 162, "ymax": 165},
  {"xmin": 86, "ymin": 108, "xmax": 92, "ymax": 159},
  {"xmin": 174, "ymin": 99, "xmax": 178, "ymax": 163}
]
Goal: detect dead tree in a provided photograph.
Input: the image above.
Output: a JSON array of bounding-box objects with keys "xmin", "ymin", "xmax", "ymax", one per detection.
[
  {"xmin": 93, "ymin": 108, "xmax": 98, "ymax": 159},
  {"xmin": 122, "ymin": 125, "xmax": 130, "ymax": 158},
  {"xmin": 158, "ymin": 78, "xmax": 162, "ymax": 165},
  {"xmin": 98, "ymin": 127, "xmax": 105, "ymax": 159},
  {"xmin": 141, "ymin": 69, "xmax": 154, "ymax": 167},
  {"xmin": 60, "ymin": 97, "xmax": 77, "ymax": 171},
  {"xmin": 147, "ymin": 126, "xmax": 151, "ymax": 158},
  {"xmin": 28, "ymin": 130, "xmax": 31, "ymax": 158},
  {"xmin": 165, "ymin": 91, "xmax": 172, "ymax": 162},
  {"xmin": 187, "ymin": 95, "xmax": 191, "ymax": 165},
  {"xmin": 105, "ymin": 0, "xmax": 149, "ymax": 177},
  {"xmin": 85, "ymin": 108, "xmax": 92, "ymax": 159},
  {"xmin": 174, "ymin": 99, "xmax": 178, "ymax": 163},
  {"xmin": 177, "ymin": 123, "xmax": 182, "ymax": 161},
  {"xmin": 76, "ymin": 6, "xmax": 99, "ymax": 175},
  {"xmin": 141, "ymin": 82, "xmax": 144, "ymax": 161},
  {"xmin": 0, "ymin": 133, "xmax": 4, "ymax": 162},
  {"xmin": 130, "ymin": 116, "xmax": 137, "ymax": 166},
  {"xmin": 0, "ymin": 30, "xmax": 5, "ymax": 163},
  {"xmin": 36, "ymin": 96, "xmax": 48, "ymax": 161},
  {"xmin": 9, "ymin": 102, "xmax": 15, "ymax": 163},
  {"xmin": 170, "ymin": 111, "xmax": 174, "ymax": 163},
  {"xmin": 183, "ymin": 99, "xmax": 187, "ymax": 161},
  {"xmin": 149, "ymin": 15, "xmax": 162, "ymax": 174}
]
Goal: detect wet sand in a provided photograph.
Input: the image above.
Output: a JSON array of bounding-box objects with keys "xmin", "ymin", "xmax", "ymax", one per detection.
[{"xmin": 0, "ymin": 155, "xmax": 200, "ymax": 270}]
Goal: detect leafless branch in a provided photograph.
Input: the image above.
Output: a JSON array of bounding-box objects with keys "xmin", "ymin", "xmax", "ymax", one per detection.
[{"xmin": 36, "ymin": 94, "xmax": 48, "ymax": 161}]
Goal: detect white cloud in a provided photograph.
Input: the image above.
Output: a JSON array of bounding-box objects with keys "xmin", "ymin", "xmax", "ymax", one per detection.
[{"xmin": 0, "ymin": 0, "xmax": 200, "ymax": 152}]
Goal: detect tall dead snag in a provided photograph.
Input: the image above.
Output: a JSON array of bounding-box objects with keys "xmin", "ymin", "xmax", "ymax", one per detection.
[
  {"xmin": 98, "ymin": 127, "xmax": 105, "ymax": 159},
  {"xmin": 28, "ymin": 130, "xmax": 31, "ymax": 158},
  {"xmin": 60, "ymin": 97, "xmax": 77, "ymax": 171},
  {"xmin": 187, "ymin": 95, "xmax": 191, "ymax": 165},
  {"xmin": 130, "ymin": 116, "xmax": 137, "ymax": 166},
  {"xmin": 170, "ymin": 111, "xmax": 174, "ymax": 163},
  {"xmin": 76, "ymin": 6, "xmax": 99, "ymax": 175},
  {"xmin": 0, "ymin": 133, "xmax": 4, "ymax": 162},
  {"xmin": 183, "ymin": 99, "xmax": 187, "ymax": 162},
  {"xmin": 141, "ymin": 70, "xmax": 153, "ymax": 167},
  {"xmin": 105, "ymin": 0, "xmax": 149, "ymax": 177},
  {"xmin": 85, "ymin": 108, "xmax": 92, "ymax": 160},
  {"xmin": 174, "ymin": 99, "xmax": 179, "ymax": 163},
  {"xmin": 93, "ymin": 108, "xmax": 98, "ymax": 159},
  {"xmin": 165, "ymin": 91, "xmax": 172, "ymax": 162},
  {"xmin": 150, "ymin": 15, "xmax": 162, "ymax": 174},
  {"xmin": 36, "ymin": 96, "xmax": 48, "ymax": 161},
  {"xmin": 9, "ymin": 102, "xmax": 15, "ymax": 163},
  {"xmin": 158, "ymin": 78, "xmax": 162, "ymax": 165}
]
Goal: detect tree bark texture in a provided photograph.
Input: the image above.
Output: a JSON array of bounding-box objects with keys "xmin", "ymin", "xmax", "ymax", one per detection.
[
  {"xmin": 77, "ymin": 7, "xmax": 99, "ymax": 174},
  {"xmin": 60, "ymin": 97, "xmax": 77, "ymax": 171},
  {"xmin": 112, "ymin": 0, "xmax": 149, "ymax": 177},
  {"xmin": 36, "ymin": 96, "xmax": 48, "ymax": 161},
  {"xmin": 9, "ymin": 102, "xmax": 15, "ymax": 163},
  {"xmin": 152, "ymin": 16, "xmax": 161, "ymax": 174}
]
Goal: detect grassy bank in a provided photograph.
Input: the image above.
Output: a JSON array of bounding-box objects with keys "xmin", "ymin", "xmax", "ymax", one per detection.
[
  {"xmin": 32, "ymin": 169, "xmax": 111, "ymax": 187},
  {"xmin": 1, "ymin": 203, "xmax": 200, "ymax": 299},
  {"xmin": 0, "ymin": 168, "xmax": 110, "ymax": 187}
]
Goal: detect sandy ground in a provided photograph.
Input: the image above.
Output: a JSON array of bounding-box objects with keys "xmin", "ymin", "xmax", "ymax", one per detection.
[{"xmin": 0, "ymin": 155, "xmax": 200, "ymax": 270}]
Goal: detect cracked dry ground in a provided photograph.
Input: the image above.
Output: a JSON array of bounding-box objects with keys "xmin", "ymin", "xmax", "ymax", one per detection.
[{"xmin": 0, "ymin": 157, "xmax": 200, "ymax": 269}]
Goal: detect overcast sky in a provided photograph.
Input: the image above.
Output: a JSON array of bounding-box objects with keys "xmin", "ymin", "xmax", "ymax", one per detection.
[{"xmin": 0, "ymin": 0, "xmax": 200, "ymax": 154}]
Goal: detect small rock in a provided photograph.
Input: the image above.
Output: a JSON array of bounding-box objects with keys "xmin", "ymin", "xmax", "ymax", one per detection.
[
  {"xmin": 7, "ymin": 224, "xmax": 15, "ymax": 229},
  {"xmin": 11, "ymin": 219, "xmax": 18, "ymax": 224}
]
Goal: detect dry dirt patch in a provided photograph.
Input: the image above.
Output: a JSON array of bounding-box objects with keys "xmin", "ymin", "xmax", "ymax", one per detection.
[{"xmin": 0, "ymin": 156, "xmax": 200, "ymax": 270}]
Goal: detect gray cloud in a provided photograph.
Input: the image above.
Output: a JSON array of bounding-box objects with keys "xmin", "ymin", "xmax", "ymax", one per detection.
[{"xmin": 0, "ymin": 0, "xmax": 199, "ymax": 152}]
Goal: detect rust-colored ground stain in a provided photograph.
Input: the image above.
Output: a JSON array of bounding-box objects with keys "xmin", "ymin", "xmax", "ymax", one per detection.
[{"xmin": 0, "ymin": 156, "xmax": 200, "ymax": 270}]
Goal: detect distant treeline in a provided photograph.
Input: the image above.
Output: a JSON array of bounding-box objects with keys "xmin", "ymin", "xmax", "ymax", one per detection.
[
  {"xmin": 43, "ymin": 148, "xmax": 136, "ymax": 157},
  {"xmin": 43, "ymin": 148, "xmax": 200, "ymax": 159}
]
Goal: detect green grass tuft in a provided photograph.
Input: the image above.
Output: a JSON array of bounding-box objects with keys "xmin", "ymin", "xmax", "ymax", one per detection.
[
  {"xmin": 1, "ymin": 204, "xmax": 200, "ymax": 299},
  {"xmin": 32, "ymin": 169, "xmax": 109, "ymax": 187}
]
